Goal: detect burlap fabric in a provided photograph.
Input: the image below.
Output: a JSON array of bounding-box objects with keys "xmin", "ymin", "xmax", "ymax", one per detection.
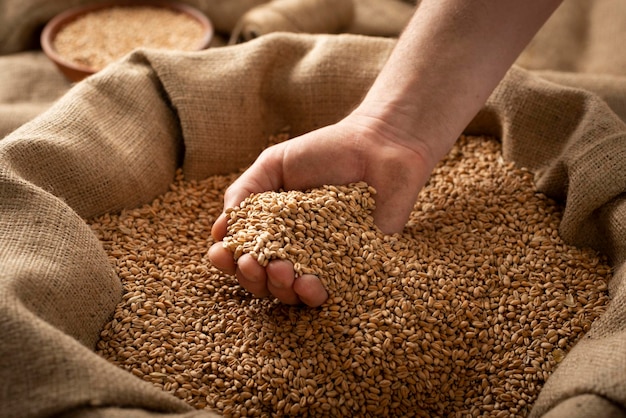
[{"xmin": 1, "ymin": 0, "xmax": 626, "ymax": 417}]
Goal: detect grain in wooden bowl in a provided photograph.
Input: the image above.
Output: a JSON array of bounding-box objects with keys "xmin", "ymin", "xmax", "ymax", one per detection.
[
  {"xmin": 91, "ymin": 135, "xmax": 611, "ymax": 417},
  {"xmin": 41, "ymin": 1, "xmax": 213, "ymax": 82}
]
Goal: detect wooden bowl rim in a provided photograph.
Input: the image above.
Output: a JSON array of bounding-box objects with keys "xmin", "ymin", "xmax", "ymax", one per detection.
[{"xmin": 41, "ymin": 0, "xmax": 214, "ymax": 81}]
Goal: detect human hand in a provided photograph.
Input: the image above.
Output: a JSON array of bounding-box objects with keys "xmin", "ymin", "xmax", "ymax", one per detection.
[{"xmin": 208, "ymin": 114, "xmax": 437, "ymax": 306}]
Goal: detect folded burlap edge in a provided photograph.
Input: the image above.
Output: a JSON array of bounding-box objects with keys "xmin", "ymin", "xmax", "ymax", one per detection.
[{"xmin": 0, "ymin": 49, "xmax": 221, "ymax": 418}]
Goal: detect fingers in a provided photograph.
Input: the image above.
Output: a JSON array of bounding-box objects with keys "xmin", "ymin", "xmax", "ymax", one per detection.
[
  {"xmin": 209, "ymin": 245, "xmax": 273, "ymax": 298},
  {"xmin": 208, "ymin": 246, "xmax": 329, "ymax": 307},
  {"xmin": 266, "ymin": 260, "xmax": 300, "ymax": 305},
  {"xmin": 209, "ymin": 138, "xmax": 336, "ymax": 306},
  {"xmin": 210, "ymin": 213, "xmax": 229, "ymax": 242},
  {"xmin": 264, "ymin": 260, "xmax": 329, "ymax": 306},
  {"xmin": 293, "ymin": 274, "xmax": 329, "ymax": 307},
  {"xmin": 212, "ymin": 146, "xmax": 284, "ymax": 241},
  {"xmin": 235, "ymin": 258, "xmax": 304, "ymax": 305},
  {"xmin": 236, "ymin": 254, "xmax": 272, "ymax": 298},
  {"xmin": 222, "ymin": 147, "xmax": 284, "ymax": 210},
  {"xmin": 207, "ymin": 242, "xmax": 236, "ymax": 275}
]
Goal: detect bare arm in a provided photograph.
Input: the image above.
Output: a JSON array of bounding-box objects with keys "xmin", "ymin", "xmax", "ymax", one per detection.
[
  {"xmin": 354, "ymin": 0, "xmax": 563, "ymax": 163},
  {"xmin": 355, "ymin": 0, "xmax": 561, "ymax": 160}
]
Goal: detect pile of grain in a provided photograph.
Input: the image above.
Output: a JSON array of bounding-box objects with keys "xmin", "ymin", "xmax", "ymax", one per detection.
[
  {"xmin": 53, "ymin": 6, "xmax": 205, "ymax": 70},
  {"xmin": 92, "ymin": 136, "xmax": 611, "ymax": 417}
]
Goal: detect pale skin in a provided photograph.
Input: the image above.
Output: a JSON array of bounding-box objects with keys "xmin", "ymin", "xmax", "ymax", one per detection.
[{"xmin": 209, "ymin": 0, "xmax": 563, "ymax": 307}]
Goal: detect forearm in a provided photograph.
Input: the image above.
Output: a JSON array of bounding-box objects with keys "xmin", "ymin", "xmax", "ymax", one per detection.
[{"xmin": 352, "ymin": 0, "xmax": 562, "ymax": 163}]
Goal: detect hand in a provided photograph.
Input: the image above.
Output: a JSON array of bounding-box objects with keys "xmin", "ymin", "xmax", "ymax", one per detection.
[
  {"xmin": 208, "ymin": 0, "xmax": 563, "ymax": 307},
  {"xmin": 208, "ymin": 114, "xmax": 436, "ymax": 307}
]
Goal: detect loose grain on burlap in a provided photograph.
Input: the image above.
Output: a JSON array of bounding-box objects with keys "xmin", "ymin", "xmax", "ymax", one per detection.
[{"xmin": 2, "ymin": 0, "xmax": 626, "ymax": 417}]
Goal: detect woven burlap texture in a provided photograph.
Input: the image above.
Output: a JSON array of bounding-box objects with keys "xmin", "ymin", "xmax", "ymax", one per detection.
[{"xmin": 1, "ymin": 0, "xmax": 626, "ymax": 417}]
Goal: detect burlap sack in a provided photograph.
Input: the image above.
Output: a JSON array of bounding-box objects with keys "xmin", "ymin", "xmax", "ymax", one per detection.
[
  {"xmin": 0, "ymin": 51, "xmax": 70, "ymax": 138},
  {"xmin": 0, "ymin": 0, "xmax": 414, "ymax": 56},
  {"xmin": 2, "ymin": 0, "xmax": 626, "ymax": 417},
  {"xmin": 228, "ymin": 0, "xmax": 415, "ymax": 44},
  {"xmin": 0, "ymin": 0, "xmax": 414, "ymax": 138},
  {"xmin": 346, "ymin": 0, "xmax": 415, "ymax": 37},
  {"xmin": 229, "ymin": 0, "xmax": 355, "ymax": 44},
  {"xmin": 0, "ymin": 0, "xmax": 273, "ymax": 137}
]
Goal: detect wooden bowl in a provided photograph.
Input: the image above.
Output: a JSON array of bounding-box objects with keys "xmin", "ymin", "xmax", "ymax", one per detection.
[{"xmin": 41, "ymin": 1, "xmax": 214, "ymax": 82}]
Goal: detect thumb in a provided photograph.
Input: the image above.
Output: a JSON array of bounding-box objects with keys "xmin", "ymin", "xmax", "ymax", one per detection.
[
  {"xmin": 222, "ymin": 150, "xmax": 285, "ymax": 209},
  {"xmin": 211, "ymin": 212, "xmax": 229, "ymax": 241},
  {"xmin": 213, "ymin": 146, "xmax": 285, "ymax": 241}
]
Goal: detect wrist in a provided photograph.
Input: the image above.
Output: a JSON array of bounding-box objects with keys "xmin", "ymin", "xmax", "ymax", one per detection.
[{"xmin": 348, "ymin": 99, "xmax": 456, "ymax": 169}]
